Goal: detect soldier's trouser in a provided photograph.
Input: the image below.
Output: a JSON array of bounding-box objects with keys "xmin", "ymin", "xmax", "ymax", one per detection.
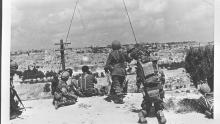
[
  {"xmin": 139, "ymin": 96, "xmax": 166, "ymax": 124},
  {"xmin": 10, "ymin": 98, "xmax": 19, "ymax": 114},
  {"xmin": 111, "ymin": 75, "xmax": 125, "ymax": 96},
  {"xmin": 10, "ymin": 89, "xmax": 19, "ymax": 114},
  {"xmin": 141, "ymin": 98, "xmax": 164, "ymax": 116},
  {"xmin": 53, "ymin": 90, "xmax": 77, "ymax": 107}
]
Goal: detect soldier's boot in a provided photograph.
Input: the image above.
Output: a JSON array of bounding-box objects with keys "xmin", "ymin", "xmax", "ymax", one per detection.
[
  {"xmin": 138, "ymin": 110, "xmax": 148, "ymax": 124},
  {"xmin": 156, "ymin": 110, "xmax": 166, "ymax": 124},
  {"xmin": 104, "ymin": 95, "xmax": 113, "ymax": 102}
]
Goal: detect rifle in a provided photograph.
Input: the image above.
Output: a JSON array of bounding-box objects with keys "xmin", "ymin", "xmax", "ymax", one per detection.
[{"xmin": 10, "ymin": 80, "xmax": 26, "ymax": 111}]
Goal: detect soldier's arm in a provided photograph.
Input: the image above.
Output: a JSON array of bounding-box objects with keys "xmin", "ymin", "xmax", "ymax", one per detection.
[
  {"xmin": 104, "ymin": 54, "xmax": 113, "ymax": 72},
  {"xmin": 124, "ymin": 52, "xmax": 132, "ymax": 63},
  {"xmin": 160, "ymin": 71, "xmax": 165, "ymax": 85},
  {"xmin": 93, "ymin": 75, "xmax": 98, "ymax": 84}
]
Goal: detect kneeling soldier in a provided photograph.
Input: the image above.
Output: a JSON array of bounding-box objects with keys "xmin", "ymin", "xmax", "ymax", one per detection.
[
  {"xmin": 53, "ymin": 71, "xmax": 78, "ymax": 109},
  {"xmin": 137, "ymin": 57, "xmax": 166, "ymax": 124}
]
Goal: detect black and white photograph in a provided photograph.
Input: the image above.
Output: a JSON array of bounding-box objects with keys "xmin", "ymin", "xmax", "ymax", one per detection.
[{"xmin": 1, "ymin": 0, "xmax": 220, "ymax": 124}]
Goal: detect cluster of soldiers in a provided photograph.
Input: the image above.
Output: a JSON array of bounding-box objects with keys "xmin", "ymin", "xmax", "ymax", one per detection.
[
  {"xmin": 104, "ymin": 41, "xmax": 166, "ymax": 124},
  {"xmin": 10, "ymin": 40, "xmax": 215, "ymax": 123},
  {"xmin": 48, "ymin": 40, "xmax": 167, "ymax": 123},
  {"xmin": 51, "ymin": 66, "xmax": 108, "ymax": 109},
  {"xmin": 10, "ymin": 40, "xmax": 167, "ymax": 124}
]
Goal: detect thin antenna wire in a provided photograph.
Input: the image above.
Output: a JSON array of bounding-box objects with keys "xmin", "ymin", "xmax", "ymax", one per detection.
[
  {"xmin": 122, "ymin": 0, "xmax": 138, "ymax": 44},
  {"xmin": 65, "ymin": 0, "xmax": 79, "ymax": 43},
  {"xmin": 77, "ymin": 5, "xmax": 86, "ymax": 30}
]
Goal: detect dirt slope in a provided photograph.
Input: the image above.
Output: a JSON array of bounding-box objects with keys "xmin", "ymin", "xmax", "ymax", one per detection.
[{"xmin": 10, "ymin": 93, "xmax": 213, "ymax": 124}]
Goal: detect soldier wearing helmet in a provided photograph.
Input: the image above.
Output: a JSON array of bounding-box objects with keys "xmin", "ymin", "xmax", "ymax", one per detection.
[
  {"xmin": 104, "ymin": 40, "xmax": 132, "ymax": 104},
  {"xmin": 53, "ymin": 70, "xmax": 78, "ymax": 109},
  {"xmin": 10, "ymin": 60, "xmax": 22, "ymax": 119},
  {"xmin": 136, "ymin": 55, "xmax": 166, "ymax": 124},
  {"xmin": 10, "ymin": 60, "xmax": 18, "ymax": 80}
]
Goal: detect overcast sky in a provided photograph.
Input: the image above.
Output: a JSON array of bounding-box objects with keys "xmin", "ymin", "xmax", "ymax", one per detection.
[{"xmin": 11, "ymin": 0, "xmax": 214, "ymax": 50}]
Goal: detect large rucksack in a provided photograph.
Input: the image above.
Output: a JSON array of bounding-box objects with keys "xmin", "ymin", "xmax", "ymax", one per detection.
[{"xmin": 136, "ymin": 60, "xmax": 164, "ymax": 102}]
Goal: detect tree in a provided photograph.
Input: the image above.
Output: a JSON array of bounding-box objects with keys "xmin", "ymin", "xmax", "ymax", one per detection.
[{"xmin": 185, "ymin": 45, "xmax": 214, "ymax": 91}]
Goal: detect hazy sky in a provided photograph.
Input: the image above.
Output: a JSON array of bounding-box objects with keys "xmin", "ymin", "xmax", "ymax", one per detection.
[{"xmin": 11, "ymin": 0, "xmax": 214, "ymax": 50}]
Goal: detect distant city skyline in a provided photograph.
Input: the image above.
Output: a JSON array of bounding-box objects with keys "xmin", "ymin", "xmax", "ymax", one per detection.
[{"xmin": 12, "ymin": 0, "xmax": 214, "ymax": 50}]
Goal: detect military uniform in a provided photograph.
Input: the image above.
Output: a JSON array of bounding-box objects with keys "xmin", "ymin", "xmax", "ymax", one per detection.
[
  {"xmin": 51, "ymin": 75, "xmax": 59, "ymax": 95},
  {"xmin": 53, "ymin": 71, "xmax": 78, "ymax": 109},
  {"xmin": 10, "ymin": 60, "xmax": 22, "ymax": 119},
  {"xmin": 105, "ymin": 41, "xmax": 131, "ymax": 104},
  {"xmin": 129, "ymin": 46, "xmax": 149, "ymax": 92},
  {"xmin": 136, "ymin": 58, "xmax": 166, "ymax": 124},
  {"xmin": 77, "ymin": 73, "xmax": 101, "ymax": 97}
]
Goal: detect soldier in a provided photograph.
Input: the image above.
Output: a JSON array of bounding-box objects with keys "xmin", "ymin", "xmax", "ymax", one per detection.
[
  {"xmin": 137, "ymin": 57, "xmax": 166, "ymax": 124},
  {"xmin": 10, "ymin": 60, "xmax": 23, "ymax": 119},
  {"xmin": 76, "ymin": 66, "xmax": 104, "ymax": 97},
  {"xmin": 65, "ymin": 68, "xmax": 78, "ymax": 92},
  {"xmin": 53, "ymin": 71, "xmax": 78, "ymax": 109},
  {"xmin": 197, "ymin": 81, "xmax": 213, "ymax": 118},
  {"xmin": 128, "ymin": 44, "xmax": 147, "ymax": 92},
  {"xmin": 104, "ymin": 40, "xmax": 131, "ymax": 104},
  {"xmin": 51, "ymin": 73, "xmax": 59, "ymax": 95}
]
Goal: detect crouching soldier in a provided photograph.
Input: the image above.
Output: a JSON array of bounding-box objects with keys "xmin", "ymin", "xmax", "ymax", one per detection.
[
  {"xmin": 53, "ymin": 71, "xmax": 78, "ymax": 109},
  {"xmin": 76, "ymin": 66, "xmax": 105, "ymax": 97},
  {"xmin": 137, "ymin": 57, "xmax": 166, "ymax": 124},
  {"xmin": 197, "ymin": 81, "xmax": 214, "ymax": 118},
  {"xmin": 104, "ymin": 40, "xmax": 131, "ymax": 104}
]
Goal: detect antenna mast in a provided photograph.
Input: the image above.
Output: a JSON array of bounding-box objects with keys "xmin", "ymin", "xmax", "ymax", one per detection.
[{"xmin": 122, "ymin": 0, "xmax": 138, "ymax": 44}]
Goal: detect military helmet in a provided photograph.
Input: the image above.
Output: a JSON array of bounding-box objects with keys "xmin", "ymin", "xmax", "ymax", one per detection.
[
  {"xmin": 61, "ymin": 71, "xmax": 70, "ymax": 79},
  {"xmin": 199, "ymin": 82, "xmax": 211, "ymax": 94},
  {"xmin": 10, "ymin": 60, "xmax": 18, "ymax": 71},
  {"xmin": 66, "ymin": 68, "xmax": 73, "ymax": 76},
  {"xmin": 112, "ymin": 40, "xmax": 121, "ymax": 50}
]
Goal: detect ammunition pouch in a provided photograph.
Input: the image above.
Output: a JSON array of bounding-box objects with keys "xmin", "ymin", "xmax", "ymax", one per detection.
[{"xmin": 144, "ymin": 83, "xmax": 163, "ymax": 103}]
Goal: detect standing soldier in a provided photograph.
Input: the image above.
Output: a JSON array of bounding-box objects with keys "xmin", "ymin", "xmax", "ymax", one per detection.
[
  {"xmin": 53, "ymin": 71, "xmax": 78, "ymax": 109},
  {"xmin": 137, "ymin": 56, "xmax": 166, "ymax": 124},
  {"xmin": 128, "ymin": 44, "xmax": 147, "ymax": 92},
  {"xmin": 104, "ymin": 40, "xmax": 131, "ymax": 104}
]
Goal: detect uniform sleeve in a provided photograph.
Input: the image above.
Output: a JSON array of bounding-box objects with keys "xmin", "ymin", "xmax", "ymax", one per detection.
[
  {"xmin": 124, "ymin": 52, "xmax": 132, "ymax": 63},
  {"xmin": 160, "ymin": 71, "xmax": 165, "ymax": 85},
  {"xmin": 92, "ymin": 75, "xmax": 98, "ymax": 84},
  {"xmin": 77, "ymin": 78, "xmax": 82, "ymax": 89},
  {"xmin": 71, "ymin": 79, "xmax": 79, "ymax": 89},
  {"xmin": 105, "ymin": 53, "xmax": 113, "ymax": 71}
]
